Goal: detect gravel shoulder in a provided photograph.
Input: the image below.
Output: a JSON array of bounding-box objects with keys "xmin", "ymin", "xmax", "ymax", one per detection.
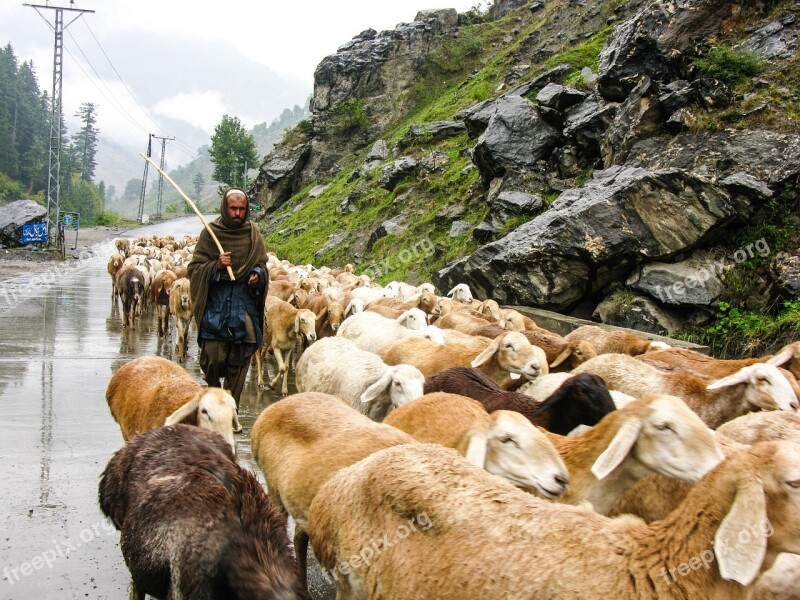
[{"xmin": 0, "ymin": 225, "xmax": 127, "ymax": 284}]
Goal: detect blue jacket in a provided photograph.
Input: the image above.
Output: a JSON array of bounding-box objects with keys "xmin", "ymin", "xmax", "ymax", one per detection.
[{"xmin": 199, "ymin": 265, "xmax": 266, "ymax": 346}]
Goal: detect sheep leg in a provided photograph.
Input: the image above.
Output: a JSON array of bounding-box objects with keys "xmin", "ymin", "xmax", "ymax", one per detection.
[
  {"xmin": 294, "ymin": 526, "xmax": 309, "ymax": 590},
  {"xmin": 156, "ymin": 305, "xmax": 164, "ymax": 337},
  {"xmin": 281, "ymin": 346, "xmax": 294, "ymax": 396},
  {"xmin": 128, "ymin": 582, "xmax": 144, "ymax": 600},
  {"xmin": 256, "ymin": 348, "xmax": 265, "ymax": 388},
  {"xmin": 269, "ymin": 348, "xmax": 286, "ymax": 392}
]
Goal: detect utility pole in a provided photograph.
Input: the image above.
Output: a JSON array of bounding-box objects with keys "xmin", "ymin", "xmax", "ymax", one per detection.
[
  {"xmin": 25, "ymin": 2, "xmax": 95, "ymax": 247},
  {"xmin": 153, "ymin": 135, "xmax": 174, "ymax": 219},
  {"xmin": 138, "ymin": 134, "xmax": 152, "ymax": 222}
]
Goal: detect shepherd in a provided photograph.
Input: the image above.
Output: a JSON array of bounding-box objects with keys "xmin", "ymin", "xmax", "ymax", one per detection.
[{"xmin": 188, "ymin": 188, "xmax": 268, "ymax": 410}]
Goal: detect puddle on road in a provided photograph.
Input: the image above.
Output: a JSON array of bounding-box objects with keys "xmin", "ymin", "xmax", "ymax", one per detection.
[{"xmin": 0, "ymin": 219, "xmax": 336, "ymax": 599}]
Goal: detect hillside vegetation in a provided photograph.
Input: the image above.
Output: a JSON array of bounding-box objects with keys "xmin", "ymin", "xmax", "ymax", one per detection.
[{"xmin": 255, "ymin": 0, "xmax": 800, "ymax": 357}]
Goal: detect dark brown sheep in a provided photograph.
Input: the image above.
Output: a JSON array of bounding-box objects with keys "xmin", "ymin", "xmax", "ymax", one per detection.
[
  {"xmin": 424, "ymin": 366, "xmax": 616, "ymax": 435},
  {"xmin": 115, "ymin": 265, "xmax": 145, "ymax": 329},
  {"xmin": 99, "ymin": 424, "xmax": 304, "ymax": 600}
]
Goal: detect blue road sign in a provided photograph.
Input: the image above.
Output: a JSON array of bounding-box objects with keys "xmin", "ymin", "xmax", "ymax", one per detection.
[{"xmin": 21, "ymin": 223, "xmax": 48, "ymax": 244}]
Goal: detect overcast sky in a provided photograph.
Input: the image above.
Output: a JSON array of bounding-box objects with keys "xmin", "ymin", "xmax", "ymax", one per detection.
[{"xmin": 1, "ymin": 0, "xmax": 480, "ymax": 168}]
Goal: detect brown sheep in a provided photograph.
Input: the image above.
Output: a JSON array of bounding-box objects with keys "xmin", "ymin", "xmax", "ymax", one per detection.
[
  {"xmin": 106, "ymin": 355, "xmax": 240, "ymax": 449},
  {"xmin": 251, "ymin": 392, "xmax": 415, "ymax": 591},
  {"xmin": 151, "ymin": 269, "xmax": 177, "ymax": 337},
  {"xmin": 379, "ymin": 331, "xmax": 548, "ymax": 389},
  {"xmin": 107, "ymin": 253, "xmax": 124, "ymax": 302},
  {"xmin": 99, "ymin": 424, "xmax": 304, "ymax": 600},
  {"xmin": 115, "ymin": 264, "xmax": 145, "ymax": 329},
  {"xmin": 168, "ymin": 278, "xmax": 192, "ymax": 362}
]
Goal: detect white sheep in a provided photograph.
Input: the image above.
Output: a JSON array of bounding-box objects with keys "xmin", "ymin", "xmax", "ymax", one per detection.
[
  {"xmin": 337, "ymin": 308, "xmax": 430, "ymax": 353},
  {"xmin": 105, "ymin": 356, "xmax": 240, "ymax": 450},
  {"xmin": 308, "ymin": 440, "xmax": 800, "ymax": 599},
  {"xmin": 384, "ymin": 392, "xmax": 569, "ymax": 497},
  {"xmin": 446, "ymin": 282, "xmax": 474, "ymax": 303},
  {"xmin": 573, "ymin": 354, "xmax": 799, "ymax": 428},
  {"xmin": 295, "ymin": 336, "xmax": 425, "ymax": 421}
]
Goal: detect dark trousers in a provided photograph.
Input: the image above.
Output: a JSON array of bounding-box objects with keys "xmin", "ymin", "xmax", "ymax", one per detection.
[{"xmin": 199, "ymin": 340, "xmax": 257, "ymax": 408}]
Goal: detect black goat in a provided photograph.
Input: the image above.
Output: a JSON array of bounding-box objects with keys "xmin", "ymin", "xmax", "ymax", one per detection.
[
  {"xmin": 424, "ymin": 366, "xmax": 616, "ymax": 434},
  {"xmin": 99, "ymin": 424, "xmax": 304, "ymax": 600}
]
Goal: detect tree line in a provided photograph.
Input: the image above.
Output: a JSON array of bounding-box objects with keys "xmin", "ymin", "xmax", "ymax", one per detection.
[{"xmin": 0, "ymin": 42, "xmax": 104, "ymax": 225}]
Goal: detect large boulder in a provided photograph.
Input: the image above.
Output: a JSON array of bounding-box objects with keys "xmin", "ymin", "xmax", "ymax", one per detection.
[
  {"xmin": 625, "ymin": 130, "xmax": 800, "ymax": 187},
  {"xmin": 434, "ymin": 166, "xmax": 753, "ymax": 311},
  {"xmin": 471, "ymin": 95, "xmax": 561, "ymax": 184},
  {"xmin": 252, "ymin": 142, "xmax": 312, "ymax": 213},
  {"xmin": 597, "ymin": 0, "xmax": 753, "ymax": 101},
  {"xmin": 0, "ymin": 200, "xmax": 48, "ymax": 248}
]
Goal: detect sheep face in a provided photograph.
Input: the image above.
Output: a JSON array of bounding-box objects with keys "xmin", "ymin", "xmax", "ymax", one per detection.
[
  {"xmin": 474, "ymin": 332, "xmax": 548, "ymax": 380},
  {"xmin": 758, "ymin": 441, "xmax": 800, "ymax": 557},
  {"xmin": 478, "ymin": 299, "xmax": 501, "ymax": 321},
  {"xmin": 499, "ymin": 309, "xmax": 525, "ymax": 332},
  {"xmin": 344, "ymin": 298, "xmax": 365, "ymax": 317},
  {"xmin": 295, "ymin": 309, "xmax": 318, "ymax": 343},
  {"xmin": 396, "ymin": 308, "xmax": 427, "ymax": 330},
  {"xmin": 421, "ymin": 326, "xmax": 445, "ymax": 345},
  {"xmin": 569, "ymin": 340, "xmax": 597, "ymax": 367},
  {"xmin": 596, "ymin": 394, "xmax": 724, "ymax": 483},
  {"xmin": 469, "ymin": 410, "xmax": 569, "ymax": 498},
  {"xmin": 326, "ymin": 302, "xmax": 344, "ymax": 333},
  {"xmin": 361, "ymin": 364, "xmax": 425, "ymax": 408},
  {"xmin": 164, "ymin": 388, "xmax": 239, "ymax": 452},
  {"xmin": 446, "ymin": 283, "xmax": 473, "ymax": 304},
  {"xmin": 711, "ymin": 441, "xmax": 800, "ymax": 586},
  {"xmin": 707, "ymin": 363, "xmax": 800, "ymax": 412},
  {"xmin": 417, "ymin": 291, "xmax": 441, "ymax": 317}
]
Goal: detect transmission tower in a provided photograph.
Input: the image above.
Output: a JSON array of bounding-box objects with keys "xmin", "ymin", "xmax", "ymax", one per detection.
[
  {"xmin": 153, "ymin": 135, "xmax": 174, "ymax": 219},
  {"xmin": 138, "ymin": 134, "xmax": 152, "ymax": 222},
  {"xmin": 24, "ymin": 2, "xmax": 95, "ymax": 246}
]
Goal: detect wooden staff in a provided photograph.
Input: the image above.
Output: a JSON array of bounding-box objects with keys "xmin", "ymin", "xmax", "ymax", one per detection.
[{"xmin": 139, "ymin": 153, "xmax": 235, "ymax": 281}]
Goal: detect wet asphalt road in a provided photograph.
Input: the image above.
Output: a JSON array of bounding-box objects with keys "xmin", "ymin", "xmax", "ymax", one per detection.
[{"xmin": 0, "ymin": 216, "xmax": 336, "ymax": 599}]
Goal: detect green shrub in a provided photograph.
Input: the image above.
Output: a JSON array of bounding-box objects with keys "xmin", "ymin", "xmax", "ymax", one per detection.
[
  {"xmin": 94, "ymin": 211, "xmax": 123, "ymax": 226},
  {"xmin": 329, "ymin": 99, "xmax": 369, "ymax": 135},
  {"xmin": 694, "ymin": 46, "xmax": 763, "ymax": 86}
]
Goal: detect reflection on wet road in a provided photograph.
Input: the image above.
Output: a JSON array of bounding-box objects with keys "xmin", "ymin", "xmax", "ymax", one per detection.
[{"xmin": 0, "ymin": 216, "xmax": 335, "ymax": 599}]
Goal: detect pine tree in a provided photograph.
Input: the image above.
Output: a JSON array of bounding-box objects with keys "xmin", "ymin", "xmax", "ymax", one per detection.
[{"xmin": 72, "ymin": 102, "xmax": 99, "ymax": 182}]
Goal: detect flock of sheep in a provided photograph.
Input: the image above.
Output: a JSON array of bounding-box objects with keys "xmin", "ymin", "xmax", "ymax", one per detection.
[{"xmin": 99, "ymin": 236, "xmax": 800, "ymax": 599}]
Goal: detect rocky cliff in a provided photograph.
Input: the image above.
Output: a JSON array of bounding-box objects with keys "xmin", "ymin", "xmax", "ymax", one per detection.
[{"xmin": 252, "ymin": 0, "xmax": 800, "ymax": 355}]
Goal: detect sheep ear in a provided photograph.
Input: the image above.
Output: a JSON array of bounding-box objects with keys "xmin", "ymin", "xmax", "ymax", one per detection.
[
  {"xmin": 707, "ymin": 368, "xmax": 751, "ymax": 390},
  {"xmin": 766, "ymin": 347, "xmax": 795, "ymax": 367},
  {"xmin": 396, "ymin": 312, "xmax": 409, "ymax": 325},
  {"xmin": 446, "ymin": 286, "xmax": 457, "ymax": 297},
  {"xmin": 361, "ymin": 370, "xmax": 393, "ymax": 403},
  {"xmin": 464, "ymin": 434, "xmax": 488, "ymax": 468},
  {"xmin": 715, "ymin": 478, "xmax": 768, "ymax": 585},
  {"xmin": 344, "ymin": 300, "xmax": 356, "ymax": 317},
  {"xmin": 472, "ymin": 340, "xmax": 500, "ymax": 368},
  {"xmin": 591, "ymin": 417, "xmax": 642, "ymax": 479},
  {"xmin": 164, "ymin": 395, "xmax": 200, "ymax": 425},
  {"xmin": 315, "ymin": 306, "xmax": 328, "ymax": 322},
  {"xmin": 294, "ymin": 313, "xmax": 301, "ymax": 334},
  {"xmin": 550, "ymin": 347, "xmax": 572, "ymax": 368}
]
